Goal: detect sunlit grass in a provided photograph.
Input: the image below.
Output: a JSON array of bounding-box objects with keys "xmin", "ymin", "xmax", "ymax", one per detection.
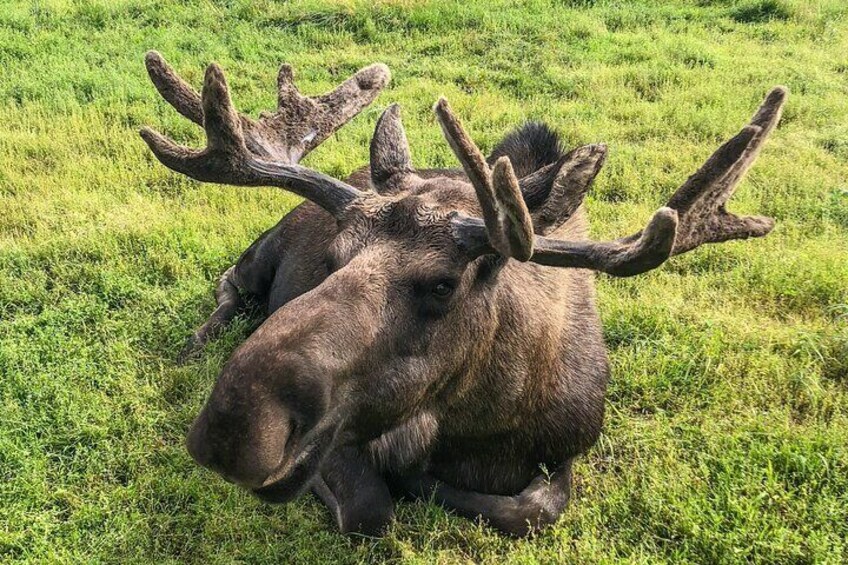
[{"xmin": 1, "ymin": 0, "xmax": 847, "ymax": 562}]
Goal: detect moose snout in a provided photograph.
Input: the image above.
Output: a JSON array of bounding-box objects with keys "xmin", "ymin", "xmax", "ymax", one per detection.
[
  {"xmin": 183, "ymin": 280, "xmax": 363, "ymax": 496},
  {"xmin": 184, "ymin": 349, "xmax": 333, "ymax": 493},
  {"xmin": 185, "ymin": 399, "xmax": 294, "ymax": 490}
]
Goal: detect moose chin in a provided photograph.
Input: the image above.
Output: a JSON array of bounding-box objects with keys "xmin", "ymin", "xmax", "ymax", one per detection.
[{"xmin": 140, "ymin": 51, "xmax": 786, "ymax": 537}]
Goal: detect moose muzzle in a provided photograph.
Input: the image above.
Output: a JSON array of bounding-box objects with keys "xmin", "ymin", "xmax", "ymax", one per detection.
[{"xmin": 184, "ymin": 253, "xmax": 388, "ymax": 502}]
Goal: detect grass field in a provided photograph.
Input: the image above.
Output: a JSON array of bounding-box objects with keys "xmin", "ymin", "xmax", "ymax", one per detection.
[{"xmin": 1, "ymin": 0, "xmax": 847, "ymax": 562}]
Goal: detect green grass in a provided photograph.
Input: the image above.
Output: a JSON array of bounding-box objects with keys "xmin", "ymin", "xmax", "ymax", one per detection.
[{"xmin": 1, "ymin": 0, "xmax": 847, "ymax": 562}]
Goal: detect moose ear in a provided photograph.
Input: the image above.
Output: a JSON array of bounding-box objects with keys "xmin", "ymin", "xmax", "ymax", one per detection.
[
  {"xmin": 519, "ymin": 144, "xmax": 607, "ymax": 235},
  {"xmin": 370, "ymin": 104, "xmax": 413, "ymax": 194}
]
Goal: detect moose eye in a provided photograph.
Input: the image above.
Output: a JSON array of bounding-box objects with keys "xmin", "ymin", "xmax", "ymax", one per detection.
[
  {"xmin": 430, "ymin": 280, "xmax": 456, "ymax": 298},
  {"xmin": 413, "ymin": 276, "xmax": 460, "ymax": 318}
]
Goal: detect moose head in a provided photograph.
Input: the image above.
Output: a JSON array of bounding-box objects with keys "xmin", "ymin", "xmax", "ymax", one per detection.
[{"xmin": 141, "ymin": 54, "xmax": 785, "ymax": 534}]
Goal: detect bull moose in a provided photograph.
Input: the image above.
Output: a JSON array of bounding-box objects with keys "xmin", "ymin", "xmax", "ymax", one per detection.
[{"xmin": 140, "ymin": 52, "xmax": 786, "ymax": 536}]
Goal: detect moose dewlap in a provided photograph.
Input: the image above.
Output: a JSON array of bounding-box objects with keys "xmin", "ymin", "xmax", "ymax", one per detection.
[{"xmin": 140, "ymin": 52, "xmax": 786, "ymax": 537}]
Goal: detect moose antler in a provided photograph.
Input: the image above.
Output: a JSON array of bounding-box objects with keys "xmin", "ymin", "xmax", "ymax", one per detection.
[
  {"xmin": 636, "ymin": 86, "xmax": 787, "ymax": 254},
  {"xmin": 438, "ymin": 87, "xmax": 785, "ymax": 277},
  {"xmin": 436, "ymin": 98, "xmax": 678, "ymax": 275},
  {"xmin": 144, "ymin": 51, "xmax": 390, "ymax": 164},
  {"xmin": 141, "ymin": 57, "xmax": 380, "ymax": 216}
]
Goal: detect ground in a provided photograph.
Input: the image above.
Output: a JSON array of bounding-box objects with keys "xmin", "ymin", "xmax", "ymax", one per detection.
[{"xmin": 1, "ymin": 0, "xmax": 847, "ymax": 563}]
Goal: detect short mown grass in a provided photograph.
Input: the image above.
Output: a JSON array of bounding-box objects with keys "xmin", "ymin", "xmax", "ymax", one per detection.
[{"xmin": 1, "ymin": 0, "xmax": 847, "ymax": 562}]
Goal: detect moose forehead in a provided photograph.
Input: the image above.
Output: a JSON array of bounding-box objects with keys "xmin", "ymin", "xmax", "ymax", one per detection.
[{"xmin": 335, "ymin": 177, "xmax": 478, "ymax": 254}]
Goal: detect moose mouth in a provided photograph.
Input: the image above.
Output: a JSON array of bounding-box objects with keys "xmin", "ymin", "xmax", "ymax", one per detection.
[{"xmin": 251, "ymin": 411, "xmax": 345, "ymax": 504}]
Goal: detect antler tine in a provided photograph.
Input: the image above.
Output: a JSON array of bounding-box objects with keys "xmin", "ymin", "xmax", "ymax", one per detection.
[
  {"xmin": 523, "ymin": 143, "xmax": 607, "ymax": 236},
  {"xmin": 719, "ymin": 86, "xmax": 786, "ymax": 192},
  {"xmin": 202, "ymin": 63, "xmax": 246, "ymax": 153},
  {"xmin": 434, "ymin": 98, "xmax": 493, "ymax": 197},
  {"xmin": 433, "ymin": 97, "xmax": 509, "ymax": 251},
  {"xmin": 145, "ymin": 51, "xmax": 204, "ymax": 126},
  {"xmin": 309, "ymin": 63, "xmax": 391, "ymax": 152},
  {"xmin": 276, "ymin": 63, "xmax": 304, "ymax": 109},
  {"xmin": 370, "ymin": 103, "xmax": 414, "ymax": 192},
  {"xmin": 139, "ymin": 126, "xmax": 205, "ymax": 179},
  {"xmin": 666, "ymin": 125, "xmax": 761, "ymax": 214},
  {"xmin": 492, "ymin": 157, "xmax": 535, "ymax": 260}
]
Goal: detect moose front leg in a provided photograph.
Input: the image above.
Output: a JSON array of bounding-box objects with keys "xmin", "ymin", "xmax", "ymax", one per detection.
[
  {"xmin": 178, "ymin": 265, "xmax": 243, "ymax": 363},
  {"xmin": 312, "ymin": 446, "xmax": 395, "ymax": 536},
  {"xmin": 397, "ymin": 459, "xmax": 574, "ymax": 537}
]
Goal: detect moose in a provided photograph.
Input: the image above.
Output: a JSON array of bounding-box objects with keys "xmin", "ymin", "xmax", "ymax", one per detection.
[{"xmin": 140, "ymin": 52, "xmax": 786, "ymax": 536}]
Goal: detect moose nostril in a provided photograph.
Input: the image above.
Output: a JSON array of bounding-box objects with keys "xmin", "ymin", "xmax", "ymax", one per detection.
[{"xmin": 182, "ymin": 392, "xmax": 307, "ymax": 490}]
